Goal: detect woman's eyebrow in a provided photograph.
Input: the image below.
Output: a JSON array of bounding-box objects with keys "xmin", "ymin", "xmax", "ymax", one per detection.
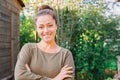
[{"xmin": 47, "ymin": 23, "xmax": 52, "ymax": 25}]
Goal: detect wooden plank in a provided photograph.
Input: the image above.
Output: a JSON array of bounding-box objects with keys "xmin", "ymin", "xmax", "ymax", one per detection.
[
  {"xmin": 0, "ymin": 62, "xmax": 11, "ymax": 78},
  {"xmin": 0, "ymin": 1, "xmax": 10, "ymax": 14},
  {"xmin": 0, "ymin": 0, "xmax": 6, "ymax": 3},
  {"xmin": 0, "ymin": 36, "xmax": 10, "ymax": 42},
  {"xmin": 0, "ymin": 42, "xmax": 10, "ymax": 48},
  {"xmin": 0, "ymin": 0, "xmax": 22, "ymax": 79},
  {"xmin": 0, "ymin": 25, "xmax": 10, "ymax": 33},
  {"xmin": 6, "ymin": 0, "xmax": 22, "ymax": 13},
  {"xmin": 0, "ymin": 62, "xmax": 11, "ymax": 76},
  {"xmin": 0, "ymin": 20, "xmax": 10, "ymax": 27},
  {"xmin": 0, "ymin": 0, "xmax": 7, "ymax": 8},
  {"xmin": 0, "ymin": 61, "xmax": 10, "ymax": 70},
  {"xmin": 0, "ymin": 15, "xmax": 10, "ymax": 22},
  {"xmin": 0, "ymin": 33, "xmax": 11, "ymax": 36},
  {"xmin": 0, "ymin": 38, "xmax": 10, "ymax": 43},
  {"xmin": 0, "ymin": 34, "xmax": 10, "ymax": 42},
  {"xmin": 0, "ymin": 30, "xmax": 10, "ymax": 36},
  {"xmin": 0, "ymin": 71, "xmax": 11, "ymax": 79},
  {"xmin": 0, "ymin": 57, "xmax": 11, "ymax": 78},
  {"xmin": 0, "ymin": 21, "xmax": 11, "ymax": 29},
  {"xmin": 0, "ymin": 57, "xmax": 10, "ymax": 65},
  {"xmin": 0, "ymin": 21, "xmax": 11, "ymax": 28},
  {"xmin": 0, "ymin": 48, "xmax": 10, "ymax": 57},
  {"xmin": 0, "ymin": 12, "xmax": 10, "ymax": 20},
  {"xmin": 0, "ymin": 20, "xmax": 11, "ymax": 36},
  {"xmin": 0, "ymin": 8, "xmax": 11, "ymax": 17}
]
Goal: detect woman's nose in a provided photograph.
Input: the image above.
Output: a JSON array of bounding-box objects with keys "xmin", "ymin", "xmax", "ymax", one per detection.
[{"xmin": 44, "ymin": 27, "xmax": 49, "ymax": 33}]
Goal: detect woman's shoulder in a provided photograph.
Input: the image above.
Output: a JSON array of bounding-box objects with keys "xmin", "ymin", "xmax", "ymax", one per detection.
[
  {"xmin": 22, "ymin": 43, "xmax": 36, "ymax": 50},
  {"xmin": 19, "ymin": 43, "xmax": 37, "ymax": 55},
  {"xmin": 22, "ymin": 43, "xmax": 37, "ymax": 49},
  {"xmin": 59, "ymin": 47, "xmax": 74, "ymax": 61},
  {"xmin": 60, "ymin": 47, "xmax": 72, "ymax": 55}
]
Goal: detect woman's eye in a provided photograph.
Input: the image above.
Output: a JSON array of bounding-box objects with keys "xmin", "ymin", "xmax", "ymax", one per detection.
[
  {"xmin": 48, "ymin": 25, "xmax": 53, "ymax": 27},
  {"xmin": 39, "ymin": 26, "xmax": 43, "ymax": 29}
]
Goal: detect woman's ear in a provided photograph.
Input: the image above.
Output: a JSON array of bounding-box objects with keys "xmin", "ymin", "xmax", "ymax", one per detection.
[
  {"xmin": 55, "ymin": 24, "xmax": 58, "ymax": 30},
  {"xmin": 55, "ymin": 27, "xmax": 57, "ymax": 30}
]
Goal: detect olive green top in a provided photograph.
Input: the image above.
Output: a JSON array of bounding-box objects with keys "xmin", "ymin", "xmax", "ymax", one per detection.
[{"xmin": 14, "ymin": 43, "xmax": 75, "ymax": 80}]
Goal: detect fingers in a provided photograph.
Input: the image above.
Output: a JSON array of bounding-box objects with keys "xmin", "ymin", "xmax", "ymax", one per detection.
[
  {"xmin": 65, "ymin": 67, "xmax": 73, "ymax": 71},
  {"xmin": 63, "ymin": 65, "xmax": 68, "ymax": 68},
  {"xmin": 64, "ymin": 74, "xmax": 72, "ymax": 78},
  {"xmin": 62, "ymin": 65, "xmax": 73, "ymax": 72},
  {"xmin": 61, "ymin": 65, "xmax": 74, "ymax": 77},
  {"xmin": 52, "ymin": 65, "xmax": 74, "ymax": 80},
  {"xmin": 66, "ymin": 71, "xmax": 73, "ymax": 74},
  {"xmin": 62, "ymin": 65, "xmax": 72, "ymax": 70}
]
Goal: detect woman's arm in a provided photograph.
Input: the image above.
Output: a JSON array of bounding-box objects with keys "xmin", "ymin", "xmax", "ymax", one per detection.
[
  {"xmin": 51, "ymin": 65, "xmax": 74, "ymax": 80},
  {"xmin": 62, "ymin": 50, "xmax": 75, "ymax": 80},
  {"xmin": 25, "ymin": 64, "xmax": 73, "ymax": 80},
  {"xmin": 14, "ymin": 43, "xmax": 52, "ymax": 80}
]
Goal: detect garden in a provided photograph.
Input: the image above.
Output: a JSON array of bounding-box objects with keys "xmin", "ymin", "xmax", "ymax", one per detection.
[{"xmin": 20, "ymin": 0, "xmax": 120, "ymax": 80}]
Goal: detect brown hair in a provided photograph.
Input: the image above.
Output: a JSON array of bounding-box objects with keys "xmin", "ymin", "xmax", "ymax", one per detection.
[{"xmin": 34, "ymin": 5, "xmax": 58, "ymax": 26}]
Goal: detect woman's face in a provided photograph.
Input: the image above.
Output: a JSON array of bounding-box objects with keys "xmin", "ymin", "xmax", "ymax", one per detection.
[{"xmin": 36, "ymin": 14, "xmax": 57, "ymax": 43}]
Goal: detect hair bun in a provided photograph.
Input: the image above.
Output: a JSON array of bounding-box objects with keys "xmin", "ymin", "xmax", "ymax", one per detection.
[{"xmin": 37, "ymin": 5, "xmax": 53, "ymax": 12}]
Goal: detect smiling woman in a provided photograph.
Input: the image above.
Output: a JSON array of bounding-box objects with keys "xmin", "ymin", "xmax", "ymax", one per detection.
[
  {"xmin": 36, "ymin": 14, "xmax": 57, "ymax": 43},
  {"xmin": 14, "ymin": 5, "xmax": 75, "ymax": 80}
]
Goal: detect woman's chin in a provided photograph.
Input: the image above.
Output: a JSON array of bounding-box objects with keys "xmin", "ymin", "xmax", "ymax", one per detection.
[{"xmin": 43, "ymin": 38, "xmax": 52, "ymax": 43}]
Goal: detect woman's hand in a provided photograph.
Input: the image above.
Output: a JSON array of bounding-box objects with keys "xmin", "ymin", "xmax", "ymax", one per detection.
[
  {"xmin": 52, "ymin": 65, "xmax": 73, "ymax": 80},
  {"xmin": 25, "ymin": 64, "xmax": 31, "ymax": 72},
  {"xmin": 25, "ymin": 64, "xmax": 73, "ymax": 80}
]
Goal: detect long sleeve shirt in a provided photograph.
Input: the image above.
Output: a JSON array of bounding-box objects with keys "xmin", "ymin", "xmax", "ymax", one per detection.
[{"xmin": 14, "ymin": 43, "xmax": 75, "ymax": 80}]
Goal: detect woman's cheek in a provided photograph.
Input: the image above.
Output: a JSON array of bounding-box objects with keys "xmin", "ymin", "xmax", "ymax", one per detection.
[{"xmin": 37, "ymin": 32, "xmax": 42, "ymax": 38}]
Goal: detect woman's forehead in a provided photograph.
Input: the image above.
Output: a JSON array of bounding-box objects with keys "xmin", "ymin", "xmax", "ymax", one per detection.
[{"xmin": 36, "ymin": 15, "xmax": 55, "ymax": 25}]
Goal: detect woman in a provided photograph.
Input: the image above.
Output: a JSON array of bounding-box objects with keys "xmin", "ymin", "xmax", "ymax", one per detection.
[{"xmin": 15, "ymin": 5, "xmax": 75, "ymax": 80}]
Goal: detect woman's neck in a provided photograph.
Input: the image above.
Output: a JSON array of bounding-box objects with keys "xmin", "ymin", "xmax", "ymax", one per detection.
[{"xmin": 38, "ymin": 40, "xmax": 58, "ymax": 49}]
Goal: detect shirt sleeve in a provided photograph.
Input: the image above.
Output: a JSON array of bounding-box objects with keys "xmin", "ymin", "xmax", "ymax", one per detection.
[
  {"xmin": 14, "ymin": 43, "xmax": 52, "ymax": 80},
  {"xmin": 63, "ymin": 50, "xmax": 75, "ymax": 80}
]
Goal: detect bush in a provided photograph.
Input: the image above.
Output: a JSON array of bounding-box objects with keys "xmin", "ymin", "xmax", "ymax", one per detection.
[
  {"xmin": 20, "ymin": 5, "xmax": 120, "ymax": 80},
  {"xmin": 56, "ymin": 6, "xmax": 120, "ymax": 80},
  {"xmin": 20, "ymin": 14, "xmax": 36, "ymax": 48}
]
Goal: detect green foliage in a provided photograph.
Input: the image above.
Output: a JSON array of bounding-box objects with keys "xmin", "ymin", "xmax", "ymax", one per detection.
[
  {"xmin": 56, "ymin": 5, "xmax": 120, "ymax": 80},
  {"xmin": 20, "ymin": 1, "xmax": 120, "ymax": 79},
  {"xmin": 20, "ymin": 13, "xmax": 36, "ymax": 48},
  {"xmin": 22, "ymin": 0, "xmax": 30, "ymax": 3},
  {"xmin": 105, "ymin": 77, "xmax": 113, "ymax": 80}
]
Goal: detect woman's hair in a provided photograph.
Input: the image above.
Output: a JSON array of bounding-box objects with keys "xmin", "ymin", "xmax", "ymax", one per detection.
[{"xmin": 34, "ymin": 5, "xmax": 58, "ymax": 26}]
